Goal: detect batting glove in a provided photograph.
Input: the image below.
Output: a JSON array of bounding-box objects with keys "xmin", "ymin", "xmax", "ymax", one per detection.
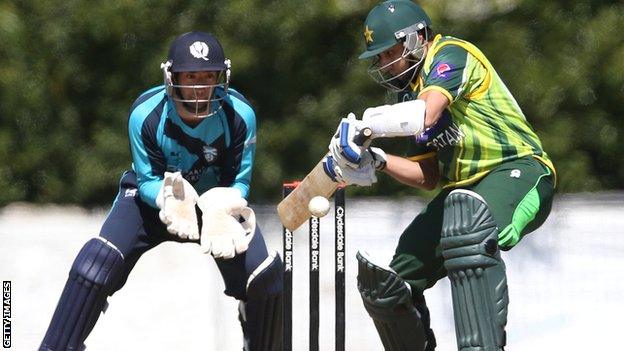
[
  {"xmin": 328, "ymin": 113, "xmax": 371, "ymax": 169},
  {"xmin": 361, "ymin": 147, "xmax": 388, "ymax": 171},
  {"xmin": 322, "ymin": 155, "xmax": 377, "ymax": 187}
]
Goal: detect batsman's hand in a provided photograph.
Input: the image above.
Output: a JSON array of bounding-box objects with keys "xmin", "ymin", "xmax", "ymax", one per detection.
[
  {"xmin": 322, "ymin": 155, "xmax": 377, "ymax": 187},
  {"xmin": 156, "ymin": 171, "xmax": 200, "ymax": 240},
  {"xmin": 361, "ymin": 147, "xmax": 388, "ymax": 171},
  {"xmin": 197, "ymin": 187, "xmax": 256, "ymax": 259},
  {"xmin": 328, "ymin": 113, "xmax": 371, "ymax": 169}
]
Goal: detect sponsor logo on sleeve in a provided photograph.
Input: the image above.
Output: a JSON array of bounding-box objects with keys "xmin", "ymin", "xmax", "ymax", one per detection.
[{"xmin": 433, "ymin": 62, "xmax": 452, "ymax": 79}]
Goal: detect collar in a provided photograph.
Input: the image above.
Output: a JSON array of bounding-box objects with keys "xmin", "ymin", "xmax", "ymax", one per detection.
[{"xmin": 410, "ymin": 34, "xmax": 443, "ymax": 93}]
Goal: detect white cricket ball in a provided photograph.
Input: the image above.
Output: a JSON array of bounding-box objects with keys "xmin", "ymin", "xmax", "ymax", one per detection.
[{"xmin": 308, "ymin": 196, "xmax": 330, "ymax": 218}]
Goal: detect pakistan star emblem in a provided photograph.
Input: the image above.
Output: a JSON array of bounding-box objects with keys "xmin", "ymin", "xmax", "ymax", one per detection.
[{"xmin": 364, "ymin": 26, "xmax": 374, "ymax": 43}]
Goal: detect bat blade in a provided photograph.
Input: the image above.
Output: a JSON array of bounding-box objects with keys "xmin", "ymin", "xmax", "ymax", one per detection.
[{"xmin": 277, "ymin": 160, "xmax": 338, "ymax": 231}]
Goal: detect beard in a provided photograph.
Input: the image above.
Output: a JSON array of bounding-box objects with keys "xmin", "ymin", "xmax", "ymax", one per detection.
[
  {"xmin": 389, "ymin": 60, "xmax": 422, "ymax": 91},
  {"xmin": 387, "ymin": 74, "xmax": 411, "ymax": 91},
  {"xmin": 182, "ymin": 101, "xmax": 209, "ymax": 114}
]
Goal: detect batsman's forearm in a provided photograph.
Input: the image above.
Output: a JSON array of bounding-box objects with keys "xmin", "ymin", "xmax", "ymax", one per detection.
[{"xmin": 383, "ymin": 154, "xmax": 439, "ymax": 191}]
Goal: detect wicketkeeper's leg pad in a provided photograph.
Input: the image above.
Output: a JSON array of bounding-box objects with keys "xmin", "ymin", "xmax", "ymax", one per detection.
[
  {"xmin": 238, "ymin": 251, "xmax": 283, "ymax": 351},
  {"xmin": 40, "ymin": 237, "xmax": 124, "ymax": 351},
  {"xmin": 441, "ymin": 189, "xmax": 509, "ymax": 351},
  {"xmin": 356, "ymin": 251, "xmax": 427, "ymax": 351}
]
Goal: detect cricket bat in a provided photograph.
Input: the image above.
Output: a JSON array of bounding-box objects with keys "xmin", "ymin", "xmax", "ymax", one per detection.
[{"xmin": 277, "ymin": 128, "xmax": 372, "ymax": 231}]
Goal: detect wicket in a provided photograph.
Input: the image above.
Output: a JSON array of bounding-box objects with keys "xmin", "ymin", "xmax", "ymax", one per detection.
[{"xmin": 282, "ymin": 183, "xmax": 346, "ymax": 351}]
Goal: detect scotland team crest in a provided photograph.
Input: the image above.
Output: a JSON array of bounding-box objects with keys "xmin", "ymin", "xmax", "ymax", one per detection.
[
  {"xmin": 203, "ymin": 145, "xmax": 218, "ymax": 163},
  {"xmin": 189, "ymin": 41, "xmax": 210, "ymax": 61}
]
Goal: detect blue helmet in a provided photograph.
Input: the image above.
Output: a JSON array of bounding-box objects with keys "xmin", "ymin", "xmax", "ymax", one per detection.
[{"xmin": 161, "ymin": 32, "xmax": 231, "ymax": 119}]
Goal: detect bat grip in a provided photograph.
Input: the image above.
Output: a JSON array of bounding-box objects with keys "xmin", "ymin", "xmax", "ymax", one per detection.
[{"xmin": 353, "ymin": 127, "xmax": 372, "ymax": 146}]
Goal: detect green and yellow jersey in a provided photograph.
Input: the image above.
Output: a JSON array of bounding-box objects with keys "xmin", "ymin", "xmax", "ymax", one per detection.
[{"xmin": 403, "ymin": 34, "xmax": 556, "ymax": 188}]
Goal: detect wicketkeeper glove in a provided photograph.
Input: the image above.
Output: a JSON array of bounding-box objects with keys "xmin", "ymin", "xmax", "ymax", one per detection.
[
  {"xmin": 156, "ymin": 171, "xmax": 200, "ymax": 240},
  {"xmin": 197, "ymin": 187, "xmax": 256, "ymax": 259}
]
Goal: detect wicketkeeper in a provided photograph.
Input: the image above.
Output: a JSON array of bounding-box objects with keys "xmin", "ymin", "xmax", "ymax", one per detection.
[
  {"xmin": 39, "ymin": 32, "xmax": 282, "ymax": 351},
  {"xmin": 324, "ymin": 1, "xmax": 556, "ymax": 350}
]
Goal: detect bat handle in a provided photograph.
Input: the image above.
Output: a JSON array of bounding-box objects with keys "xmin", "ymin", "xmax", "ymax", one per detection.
[{"xmin": 353, "ymin": 127, "xmax": 372, "ymax": 146}]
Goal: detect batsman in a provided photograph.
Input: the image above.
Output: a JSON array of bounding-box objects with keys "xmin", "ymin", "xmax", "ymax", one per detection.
[
  {"xmin": 39, "ymin": 32, "xmax": 282, "ymax": 351},
  {"xmin": 324, "ymin": 1, "xmax": 556, "ymax": 350}
]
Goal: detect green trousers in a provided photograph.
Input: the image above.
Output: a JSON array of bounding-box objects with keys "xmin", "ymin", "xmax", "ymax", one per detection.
[{"xmin": 390, "ymin": 156, "xmax": 555, "ymax": 293}]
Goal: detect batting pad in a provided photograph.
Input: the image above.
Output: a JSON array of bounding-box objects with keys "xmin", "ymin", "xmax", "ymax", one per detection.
[
  {"xmin": 356, "ymin": 251, "xmax": 427, "ymax": 351},
  {"xmin": 441, "ymin": 190, "xmax": 508, "ymax": 351}
]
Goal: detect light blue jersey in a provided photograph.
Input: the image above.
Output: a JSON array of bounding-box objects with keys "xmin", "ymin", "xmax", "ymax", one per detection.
[{"xmin": 128, "ymin": 85, "xmax": 256, "ymax": 208}]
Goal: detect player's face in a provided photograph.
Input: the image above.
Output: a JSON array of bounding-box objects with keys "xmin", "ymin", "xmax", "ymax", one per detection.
[
  {"xmin": 367, "ymin": 33, "xmax": 429, "ymax": 92},
  {"xmin": 378, "ymin": 43, "xmax": 411, "ymax": 77},
  {"xmin": 176, "ymin": 71, "xmax": 219, "ymax": 106}
]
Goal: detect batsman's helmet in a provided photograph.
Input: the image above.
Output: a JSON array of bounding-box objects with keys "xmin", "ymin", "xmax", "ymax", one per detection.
[
  {"xmin": 161, "ymin": 31, "xmax": 231, "ymax": 119},
  {"xmin": 359, "ymin": 1, "xmax": 432, "ymax": 91}
]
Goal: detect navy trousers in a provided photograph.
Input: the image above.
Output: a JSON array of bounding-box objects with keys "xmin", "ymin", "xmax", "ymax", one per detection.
[{"xmin": 100, "ymin": 170, "xmax": 270, "ymax": 300}]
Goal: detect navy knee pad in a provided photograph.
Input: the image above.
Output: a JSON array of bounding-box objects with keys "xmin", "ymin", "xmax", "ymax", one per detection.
[
  {"xmin": 239, "ymin": 252, "xmax": 283, "ymax": 351},
  {"xmin": 40, "ymin": 238, "xmax": 124, "ymax": 351}
]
